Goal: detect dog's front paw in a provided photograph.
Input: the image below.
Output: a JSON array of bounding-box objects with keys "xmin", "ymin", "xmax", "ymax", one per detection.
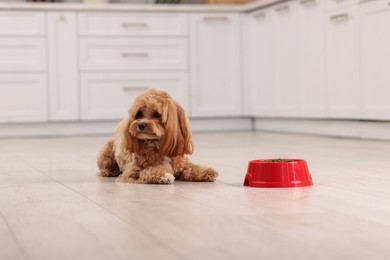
[
  {"xmin": 203, "ymin": 167, "xmax": 218, "ymax": 182},
  {"xmin": 136, "ymin": 172, "xmax": 174, "ymax": 184},
  {"xmin": 178, "ymin": 165, "xmax": 218, "ymax": 182},
  {"xmin": 158, "ymin": 173, "xmax": 175, "ymax": 184}
]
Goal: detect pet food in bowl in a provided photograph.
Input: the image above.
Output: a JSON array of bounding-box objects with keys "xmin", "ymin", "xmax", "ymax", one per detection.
[{"xmin": 244, "ymin": 158, "xmax": 313, "ymax": 188}]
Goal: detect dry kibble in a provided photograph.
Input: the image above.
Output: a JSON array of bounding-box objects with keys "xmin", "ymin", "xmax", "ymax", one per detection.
[{"xmin": 263, "ymin": 158, "xmax": 293, "ymax": 163}]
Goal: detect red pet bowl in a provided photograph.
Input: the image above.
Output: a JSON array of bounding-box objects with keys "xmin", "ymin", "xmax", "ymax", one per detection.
[{"xmin": 244, "ymin": 159, "xmax": 313, "ymax": 188}]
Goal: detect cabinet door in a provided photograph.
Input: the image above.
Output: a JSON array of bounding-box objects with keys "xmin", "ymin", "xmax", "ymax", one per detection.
[
  {"xmin": 326, "ymin": 7, "xmax": 360, "ymax": 119},
  {"xmin": 0, "ymin": 74, "xmax": 47, "ymax": 123},
  {"xmin": 190, "ymin": 13, "xmax": 242, "ymax": 117},
  {"xmin": 47, "ymin": 12, "xmax": 79, "ymax": 121},
  {"xmin": 274, "ymin": 2, "xmax": 300, "ymax": 117},
  {"xmin": 247, "ymin": 9, "xmax": 276, "ymax": 117},
  {"xmin": 299, "ymin": 0, "xmax": 326, "ymax": 118},
  {"xmin": 361, "ymin": 0, "xmax": 390, "ymax": 120}
]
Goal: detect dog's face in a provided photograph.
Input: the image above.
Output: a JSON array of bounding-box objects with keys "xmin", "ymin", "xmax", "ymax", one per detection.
[
  {"xmin": 128, "ymin": 95, "xmax": 165, "ymax": 141},
  {"xmin": 125, "ymin": 89, "xmax": 193, "ymax": 157}
]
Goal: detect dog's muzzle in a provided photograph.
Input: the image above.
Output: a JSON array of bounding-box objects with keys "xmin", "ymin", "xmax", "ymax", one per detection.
[{"xmin": 138, "ymin": 122, "xmax": 147, "ymax": 131}]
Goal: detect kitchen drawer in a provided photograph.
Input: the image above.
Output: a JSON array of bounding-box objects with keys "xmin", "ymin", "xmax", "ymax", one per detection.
[
  {"xmin": 0, "ymin": 74, "xmax": 47, "ymax": 123},
  {"xmin": 0, "ymin": 11, "xmax": 45, "ymax": 35},
  {"xmin": 79, "ymin": 12, "xmax": 187, "ymax": 36},
  {"xmin": 326, "ymin": 0, "xmax": 359, "ymax": 10},
  {"xmin": 80, "ymin": 72, "xmax": 189, "ymax": 120},
  {"xmin": 0, "ymin": 38, "xmax": 46, "ymax": 72},
  {"xmin": 79, "ymin": 38, "xmax": 187, "ymax": 71}
]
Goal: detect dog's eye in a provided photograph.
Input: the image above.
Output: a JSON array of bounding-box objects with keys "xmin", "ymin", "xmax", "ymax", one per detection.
[
  {"xmin": 153, "ymin": 112, "xmax": 161, "ymax": 119},
  {"xmin": 135, "ymin": 111, "xmax": 143, "ymax": 119}
]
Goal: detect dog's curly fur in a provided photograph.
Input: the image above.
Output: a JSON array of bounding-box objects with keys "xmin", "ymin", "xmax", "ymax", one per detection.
[{"xmin": 97, "ymin": 89, "xmax": 218, "ymax": 184}]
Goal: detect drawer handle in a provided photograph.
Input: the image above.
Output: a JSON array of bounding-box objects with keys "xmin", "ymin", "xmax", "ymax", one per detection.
[
  {"xmin": 203, "ymin": 16, "xmax": 229, "ymax": 22},
  {"xmin": 300, "ymin": 0, "xmax": 315, "ymax": 5},
  {"xmin": 122, "ymin": 86, "xmax": 149, "ymax": 92},
  {"xmin": 253, "ymin": 12, "xmax": 266, "ymax": 19},
  {"xmin": 275, "ymin": 5, "xmax": 290, "ymax": 12},
  {"xmin": 330, "ymin": 13, "xmax": 349, "ymax": 21},
  {"xmin": 122, "ymin": 53, "xmax": 149, "ymax": 58},
  {"xmin": 122, "ymin": 22, "xmax": 148, "ymax": 28}
]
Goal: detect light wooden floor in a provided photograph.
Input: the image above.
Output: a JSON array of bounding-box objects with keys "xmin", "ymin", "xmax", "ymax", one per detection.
[{"xmin": 1, "ymin": 131, "xmax": 390, "ymax": 260}]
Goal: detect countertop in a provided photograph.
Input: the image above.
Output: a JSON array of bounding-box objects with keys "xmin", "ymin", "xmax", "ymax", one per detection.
[{"xmin": 0, "ymin": 0, "xmax": 288, "ymax": 13}]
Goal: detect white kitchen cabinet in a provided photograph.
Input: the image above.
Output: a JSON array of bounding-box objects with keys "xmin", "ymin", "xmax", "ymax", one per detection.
[
  {"xmin": 248, "ymin": 0, "xmax": 325, "ymax": 118},
  {"xmin": 299, "ymin": 0, "xmax": 326, "ymax": 118},
  {"xmin": 78, "ymin": 11, "xmax": 190, "ymax": 121},
  {"xmin": 0, "ymin": 74, "xmax": 47, "ymax": 123},
  {"xmin": 0, "ymin": 11, "xmax": 48, "ymax": 124},
  {"xmin": 247, "ymin": 9, "xmax": 276, "ymax": 117},
  {"xmin": 47, "ymin": 12, "xmax": 79, "ymax": 121},
  {"xmin": 361, "ymin": 0, "xmax": 390, "ymax": 120},
  {"xmin": 190, "ymin": 13, "xmax": 242, "ymax": 117},
  {"xmin": 273, "ymin": 2, "xmax": 300, "ymax": 117},
  {"xmin": 80, "ymin": 72, "xmax": 188, "ymax": 120},
  {"xmin": 326, "ymin": 6, "xmax": 360, "ymax": 119}
]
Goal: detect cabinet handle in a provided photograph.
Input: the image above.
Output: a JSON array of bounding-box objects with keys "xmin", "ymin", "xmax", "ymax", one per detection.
[
  {"xmin": 59, "ymin": 15, "xmax": 66, "ymax": 22},
  {"xmin": 121, "ymin": 22, "xmax": 148, "ymax": 28},
  {"xmin": 122, "ymin": 86, "xmax": 149, "ymax": 92},
  {"xmin": 122, "ymin": 53, "xmax": 149, "ymax": 58},
  {"xmin": 300, "ymin": 0, "xmax": 315, "ymax": 5},
  {"xmin": 203, "ymin": 16, "xmax": 229, "ymax": 22},
  {"xmin": 253, "ymin": 12, "xmax": 266, "ymax": 19},
  {"xmin": 275, "ymin": 5, "xmax": 290, "ymax": 12},
  {"xmin": 330, "ymin": 13, "xmax": 349, "ymax": 21}
]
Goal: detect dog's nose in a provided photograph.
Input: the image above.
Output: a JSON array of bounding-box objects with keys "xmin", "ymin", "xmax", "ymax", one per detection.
[{"xmin": 138, "ymin": 122, "xmax": 147, "ymax": 131}]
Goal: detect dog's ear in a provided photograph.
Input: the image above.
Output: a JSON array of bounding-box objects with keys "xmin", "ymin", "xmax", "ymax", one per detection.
[
  {"xmin": 176, "ymin": 102, "xmax": 193, "ymax": 155},
  {"xmin": 115, "ymin": 117, "xmax": 140, "ymax": 154},
  {"xmin": 159, "ymin": 101, "xmax": 193, "ymax": 157}
]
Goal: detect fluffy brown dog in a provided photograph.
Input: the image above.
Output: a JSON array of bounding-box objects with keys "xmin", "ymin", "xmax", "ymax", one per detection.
[{"xmin": 97, "ymin": 89, "xmax": 218, "ymax": 184}]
